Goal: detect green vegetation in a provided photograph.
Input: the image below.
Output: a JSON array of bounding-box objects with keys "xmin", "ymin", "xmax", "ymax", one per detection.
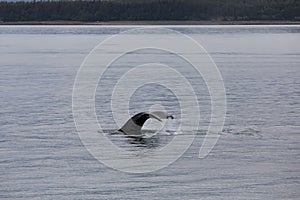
[{"xmin": 0, "ymin": 0, "xmax": 299, "ymax": 22}]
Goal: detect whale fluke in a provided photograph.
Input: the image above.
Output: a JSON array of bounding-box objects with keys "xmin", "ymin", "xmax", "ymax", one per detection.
[{"xmin": 118, "ymin": 111, "xmax": 174, "ymax": 135}]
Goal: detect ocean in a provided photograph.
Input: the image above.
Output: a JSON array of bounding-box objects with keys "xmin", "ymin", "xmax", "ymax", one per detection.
[{"xmin": 0, "ymin": 25, "xmax": 299, "ymax": 199}]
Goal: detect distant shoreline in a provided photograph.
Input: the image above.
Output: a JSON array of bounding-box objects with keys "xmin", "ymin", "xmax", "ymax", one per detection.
[{"xmin": 1, "ymin": 20, "xmax": 300, "ymax": 26}]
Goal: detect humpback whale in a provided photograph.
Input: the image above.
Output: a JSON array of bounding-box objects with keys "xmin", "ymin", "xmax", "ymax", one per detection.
[{"xmin": 117, "ymin": 111, "xmax": 174, "ymax": 136}]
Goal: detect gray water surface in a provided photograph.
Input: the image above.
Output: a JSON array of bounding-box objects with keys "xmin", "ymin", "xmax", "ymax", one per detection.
[{"xmin": 1, "ymin": 25, "xmax": 299, "ymax": 199}]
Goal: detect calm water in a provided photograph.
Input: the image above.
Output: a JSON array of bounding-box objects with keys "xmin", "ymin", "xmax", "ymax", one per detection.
[{"xmin": 1, "ymin": 25, "xmax": 300, "ymax": 199}]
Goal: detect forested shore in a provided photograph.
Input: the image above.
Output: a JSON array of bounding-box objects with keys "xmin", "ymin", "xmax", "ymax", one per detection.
[{"xmin": 0, "ymin": 0, "xmax": 299, "ymax": 23}]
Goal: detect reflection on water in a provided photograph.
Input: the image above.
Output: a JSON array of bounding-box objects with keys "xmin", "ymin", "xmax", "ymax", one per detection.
[{"xmin": 120, "ymin": 135, "xmax": 162, "ymax": 148}]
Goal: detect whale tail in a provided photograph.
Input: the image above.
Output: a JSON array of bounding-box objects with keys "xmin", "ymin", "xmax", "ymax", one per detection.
[{"xmin": 118, "ymin": 111, "xmax": 174, "ymax": 135}]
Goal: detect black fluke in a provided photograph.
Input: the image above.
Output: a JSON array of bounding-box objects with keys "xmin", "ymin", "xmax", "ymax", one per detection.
[
  {"xmin": 117, "ymin": 111, "xmax": 174, "ymax": 135},
  {"xmin": 130, "ymin": 112, "xmax": 150, "ymax": 127}
]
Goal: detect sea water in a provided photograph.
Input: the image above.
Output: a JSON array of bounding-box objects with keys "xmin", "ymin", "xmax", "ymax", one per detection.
[{"xmin": 0, "ymin": 25, "xmax": 299, "ymax": 199}]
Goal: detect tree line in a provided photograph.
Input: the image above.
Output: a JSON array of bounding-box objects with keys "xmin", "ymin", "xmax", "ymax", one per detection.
[{"xmin": 0, "ymin": 0, "xmax": 299, "ymax": 22}]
